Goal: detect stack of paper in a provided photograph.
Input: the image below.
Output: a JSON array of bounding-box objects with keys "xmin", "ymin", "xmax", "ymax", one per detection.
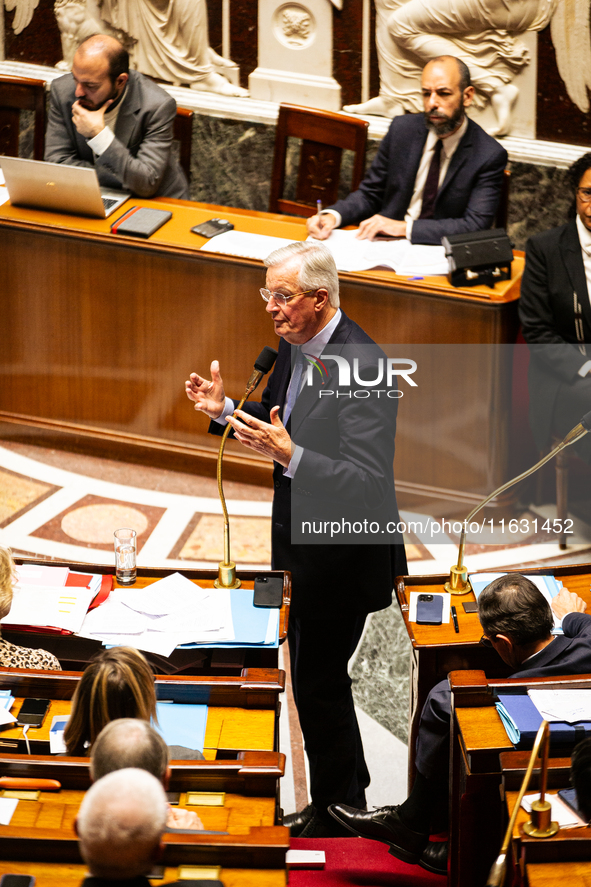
[
  {"xmin": 200, "ymin": 230, "xmax": 295, "ymax": 260},
  {"xmin": 528, "ymin": 689, "xmax": 591, "ymax": 724},
  {"xmin": 308, "ymin": 230, "xmax": 450, "ymax": 275},
  {"xmin": 78, "ymin": 572, "xmax": 235, "ymax": 657},
  {"xmin": 521, "ymin": 792, "xmax": 587, "ymax": 829},
  {"xmin": 178, "ymin": 589, "xmax": 279, "ymax": 650},
  {"xmin": 5, "ymin": 585, "xmax": 95, "ymax": 634},
  {"xmin": 469, "ymin": 572, "xmax": 564, "ymax": 633},
  {"xmin": 0, "ymin": 689, "xmax": 16, "ymax": 727}
]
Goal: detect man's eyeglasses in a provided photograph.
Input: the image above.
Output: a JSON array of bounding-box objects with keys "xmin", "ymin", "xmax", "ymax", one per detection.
[
  {"xmin": 577, "ymin": 188, "xmax": 591, "ymax": 203},
  {"xmin": 260, "ymin": 288, "xmax": 315, "ymax": 306},
  {"xmin": 479, "ymin": 635, "xmax": 497, "ymax": 648}
]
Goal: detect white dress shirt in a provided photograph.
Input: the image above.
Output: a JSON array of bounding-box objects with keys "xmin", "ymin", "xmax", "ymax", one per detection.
[
  {"xmin": 575, "ymin": 215, "xmax": 591, "ymax": 377},
  {"xmin": 322, "ymin": 115, "xmax": 468, "ymax": 240}
]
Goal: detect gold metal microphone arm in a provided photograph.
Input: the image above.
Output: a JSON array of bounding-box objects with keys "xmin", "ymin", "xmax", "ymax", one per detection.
[
  {"xmin": 486, "ymin": 720, "xmax": 557, "ymax": 887},
  {"xmin": 446, "ymin": 420, "xmax": 589, "ymax": 595},
  {"xmin": 214, "ymin": 371, "xmax": 265, "ymax": 590}
]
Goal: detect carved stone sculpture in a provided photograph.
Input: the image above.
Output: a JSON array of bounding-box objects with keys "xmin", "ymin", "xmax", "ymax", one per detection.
[
  {"xmin": 4, "ymin": 0, "xmax": 248, "ymax": 97},
  {"xmin": 344, "ymin": 0, "xmax": 591, "ymax": 139}
]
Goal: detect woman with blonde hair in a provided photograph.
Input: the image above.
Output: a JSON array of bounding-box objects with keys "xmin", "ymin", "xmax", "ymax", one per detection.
[
  {"xmin": 64, "ymin": 646, "xmax": 156, "ymax": 756},
  {"xmin": 0, "ymin": 546, "xmax": 61, "ymax": 671}
]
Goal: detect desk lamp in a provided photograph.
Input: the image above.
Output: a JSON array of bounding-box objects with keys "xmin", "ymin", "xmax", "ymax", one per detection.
[
  {"xmin": 445, "ymin": 408, "xmax": 591, "ymax": 595},
  {"xmin": 214, "ymin": 346, "xmax": 278, "ymax": 589}
]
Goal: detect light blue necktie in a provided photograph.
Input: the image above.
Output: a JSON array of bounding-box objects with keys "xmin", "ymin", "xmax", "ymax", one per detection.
[{"xmin": 284, "ymin": 347, "xmax": 304, "ymax": 425}]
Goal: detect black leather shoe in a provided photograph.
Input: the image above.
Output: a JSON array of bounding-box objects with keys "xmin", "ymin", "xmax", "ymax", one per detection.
[
  {"xmin": 283, "ymin": 804, "xmax": 316, "ymax": 836},
  {"xmin": 328, "ymin": 804, "xmax": 428, "ymax": 864},
  {"xmin": 419, "ymin": 840, "xmax": 448, "ymax": 875}
]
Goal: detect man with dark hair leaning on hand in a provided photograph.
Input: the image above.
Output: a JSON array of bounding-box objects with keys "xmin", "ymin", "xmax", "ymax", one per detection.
[{"xmin": 330, "ymin": 573, "xmax": 591, "ymax": 875}]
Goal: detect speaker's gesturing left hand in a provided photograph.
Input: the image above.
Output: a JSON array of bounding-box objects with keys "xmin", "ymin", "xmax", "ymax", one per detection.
[{"xmin": 225, "ymin": 406, "xmax": 292, "ymax": 467}]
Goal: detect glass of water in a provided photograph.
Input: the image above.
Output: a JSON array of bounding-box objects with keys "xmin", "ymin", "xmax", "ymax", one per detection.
[{"xmin": 114, "ymin": 528, "xmax": 137, "ymax": 585}]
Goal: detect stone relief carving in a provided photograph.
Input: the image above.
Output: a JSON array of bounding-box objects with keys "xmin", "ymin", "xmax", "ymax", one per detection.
[
  {"xmin": 274, "ymin": 3, "xmax": 315, "ymax": 48},
  {"xmin": 4, "ymin": 0, "xmax": 248, "ymax": 96},
  {"xmin": 344, "ymin": 0, "xmax": 591, "ymax": 138}
]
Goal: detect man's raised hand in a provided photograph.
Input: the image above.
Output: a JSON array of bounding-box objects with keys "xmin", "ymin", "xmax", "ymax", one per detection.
[{"xmin": 185, "ymin": 360, "xmax": 226, "ymax": 419}]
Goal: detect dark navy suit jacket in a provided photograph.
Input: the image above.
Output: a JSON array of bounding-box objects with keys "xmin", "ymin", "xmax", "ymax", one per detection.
[
  {"xmin": 416, "ymin": 612, "xmax": 591, "ymax": 780},
  {"xmin": 329, "ymin": 114, "xmax": 507, "ymax": 245},
  {"xmin": 210, "ymin": 311, "xmax": 407, "ymax": 619},
  {"xmin": 519, "ymin": 219, "xmax": 591, "ymax": 450}
]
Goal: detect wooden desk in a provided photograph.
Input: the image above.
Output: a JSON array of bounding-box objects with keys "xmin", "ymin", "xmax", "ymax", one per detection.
[
  {"xmin": 0, "ymin": 861, "xmax": 287, "ymax": 887},
  {"xmin": 527, "ymin": 862, "xmax": 591, "ymax": 887},
  {"xmin": 450, "ymin": 671, "xmax": 591, "ymax": 887},
  {"xmin": 5, "ymin": 559, "xmax": 290, "ymax": 675},
  {"xmin": 396, "ymin": 564, "xmax": 591, "ymax": 784},
  {"xmin": 0, "ymin": 198, "xmax": 522, "ymax": 504},
  {"xmin": 0, "ymin": 749, "xmax": 285, "ymax": 795},
  {"xmin": 0, "ymin": 786, "xmax": 276, "ymax": 834}
]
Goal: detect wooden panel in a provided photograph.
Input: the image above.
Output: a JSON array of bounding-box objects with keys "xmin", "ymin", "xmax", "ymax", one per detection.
[
  {"xmin": 0, "ymin": 198, "xmax": 522, "ymax": 500},
  {"xmin": 0, "ymin": 860, "xmax": 287, "ymax": 887}
]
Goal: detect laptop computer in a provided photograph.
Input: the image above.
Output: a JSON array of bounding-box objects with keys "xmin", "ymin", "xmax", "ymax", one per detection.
[{"xmin": 0, "ymin": 156, "xmax": 130, "ymax": 219}]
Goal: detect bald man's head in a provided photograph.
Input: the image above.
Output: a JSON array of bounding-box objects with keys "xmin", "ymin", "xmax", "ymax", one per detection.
[
  {"xmin": 90, "ymin": 719, "xmax": 169, "ymax": 784},
  {"xmin": 76, "ymin": 769, "xmax": 168, "ymax": 879},
  {"xmin": 72, "ymin": 35, "xmax": 129, "ymax": 111}
]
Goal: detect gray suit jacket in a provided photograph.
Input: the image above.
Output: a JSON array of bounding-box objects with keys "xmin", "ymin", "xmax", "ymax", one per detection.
[{"xmin": 44, "ymin": 70, "xmax": 189, "ymax": 199}]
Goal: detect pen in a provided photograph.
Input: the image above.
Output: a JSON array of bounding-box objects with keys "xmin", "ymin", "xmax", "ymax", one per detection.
[
  {"xmin": 317, "ymin": 200, "xmax": 323, "ymax": 214},
  {"xmin": 451, "ymin": 605, "xmax": 459, "ymax": 633}
]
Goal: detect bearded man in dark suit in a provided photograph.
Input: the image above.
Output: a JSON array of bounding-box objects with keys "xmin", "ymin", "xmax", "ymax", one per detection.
[
  {"xmin": 186, "ymin": 241, "xmax": 407, "ymax": 836},
  {"xmin": 306, "ymin": 55, "xmax": 507, "ymax": 246}
]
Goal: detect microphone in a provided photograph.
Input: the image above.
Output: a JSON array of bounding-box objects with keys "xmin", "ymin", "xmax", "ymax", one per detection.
[
  {"xmin": 215, "ymin": 347, "xmax": 278, "ymax": 589},
  {"xmin": 445, "ymin": 409, "xmax": 591, "ymax": 595}
]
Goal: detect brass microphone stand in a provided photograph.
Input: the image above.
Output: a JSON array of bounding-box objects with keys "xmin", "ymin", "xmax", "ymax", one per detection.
[
  {"xmin": 486, "ymin": 720, "xmax": 558, "ymax": 887},
  {"xmin": 445, "ymin": 415, "xmax": 591, "ymax": 595}
]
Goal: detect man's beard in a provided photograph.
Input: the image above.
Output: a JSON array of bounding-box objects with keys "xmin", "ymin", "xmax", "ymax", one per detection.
[
  {"xmin": 424, "ymin": 103, "xmax": 464, "ymax": 137},
  {"xmin": 78, "ymin": 83, "xmax": 121, "ymax": 112}
]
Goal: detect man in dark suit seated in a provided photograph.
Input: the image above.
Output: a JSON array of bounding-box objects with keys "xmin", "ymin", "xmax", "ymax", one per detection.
[
  {"xmin": 329, "ymin": 574, "xmax": 591, "ymax": 875},
  {"xmin": 76, "ymin": 768, "xmax": 170, "ymax": 886},
  {"xmin": 45, "ymin": 34, "xmax": 190, "ymax": 199},
  {"xmin": 306, "ymin": 55, "xmax": 507, "ymax": 246},
  {"xmin": 185, "ymin": 241, "xmax": 407, "ymax": 837},
  {"xmin": 520, "ymin": 152, "xmax": 591, "ymax": 464}
]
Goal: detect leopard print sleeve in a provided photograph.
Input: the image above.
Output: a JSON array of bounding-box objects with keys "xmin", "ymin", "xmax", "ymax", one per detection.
[{"xmin": 0, "ymin": 639, "xmax": 61, "ymax": 671}]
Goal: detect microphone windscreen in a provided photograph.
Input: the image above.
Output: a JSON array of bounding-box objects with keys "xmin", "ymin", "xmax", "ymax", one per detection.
[
  {"xmin": 254, "ymin": 346, "xmax": 278, "ymax": 374},
  {"xmin": 581, "ymin": 409, "xmax": 591, "ymax": 432}
]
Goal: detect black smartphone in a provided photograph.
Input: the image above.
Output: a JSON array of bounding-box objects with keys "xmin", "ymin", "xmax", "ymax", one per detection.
[
  {"xmin": 17, "ymin": 698, "xmax": 50, "ymax": 727},
  {"xmin": 253, "ymin": 576, "xmax": 283, "ymax": 608},
  {"xmin": 0, "ymin": 875, "xmax": 35, "ymax": 887},
  {"xmin": 416, "ymin": 593, "xmax": 443, "ymax": 625},
  {"xmin": 462, "ymin": 601, "xmax": 479, "ymax": 614},
  {"xmin": 191, "ymin": 218, "xmax": 234, "ymax": 238}
]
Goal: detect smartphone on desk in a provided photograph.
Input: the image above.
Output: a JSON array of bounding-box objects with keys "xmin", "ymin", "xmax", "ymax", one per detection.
[
  {"xmin": 17, "ymin": 698, "xmax": 50, "ymax": 728},
  {"xmin": 416, "ymin": 593, "xmax": 443, "ymax": 625},
  {"xmin": 191, "ymin": 218, "xmax": 234, "ymax": 238}
]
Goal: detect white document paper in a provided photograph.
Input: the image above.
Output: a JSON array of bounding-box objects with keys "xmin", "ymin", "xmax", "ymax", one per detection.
[
  {"xmin": 408, "ymin": 591, "xmax": 451, "ymax": 624},
  {"xmin": 120, "ymin": 573, "xmax": 209, "ymax": 616},
  {"xmin": 522, "ymin": 792, "xmax": 586, "ymax": 828},
  {"xmin": 308, "ymin": 230, "xmax": 449, "ymax": 275},
  {"xmin": 200, "ymin": 230, "xmax": 295, "ymax": 261},
  {"xmin": 528, "ymin": 689, "xmax": 591, "ymax": 724},
  {"xmin": 49, "ymin": 714, "xmax": 69, "ymax": 754},
  {"xmin": 15, "ymin": 565, "xmax": 69, "ymax": 587},
  {"xmin": 0, "ymin": 708, "xmax": 17, "ymax": 726},
  {"xmin": 4, "ymin": 585, "xmax": 94, "ymax": 633},
  {"xmin": 0, "ymin": 798, "xmax": 18, "ymax": 826}
]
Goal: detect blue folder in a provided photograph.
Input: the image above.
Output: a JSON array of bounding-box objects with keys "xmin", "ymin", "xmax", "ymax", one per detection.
[
  {"xmin": 497, "ymin": 693, "xmax": 591, "ymax": 748},
  {"xmin": 154, "ymin": 702, "xmax": 208, "ymax": 752},
  {"xmin": 179, "ymin": 588, "xmax": 278, "ymax": 649}
]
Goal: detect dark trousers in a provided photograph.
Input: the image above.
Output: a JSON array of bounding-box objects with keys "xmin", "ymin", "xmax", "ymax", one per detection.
[
  {"xmin": 288, "ymin": 612, "xmax": 370, "ymax": 812},
  {"xmin": 415, "ymin": 679, "xmax": 451, "ymax": 782}
]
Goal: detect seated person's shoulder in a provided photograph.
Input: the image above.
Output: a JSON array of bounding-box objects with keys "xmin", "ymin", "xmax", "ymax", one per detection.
[
  {"xmin": 526, "ymin": 221, "xmax": 571, "ymax": 253},
  {"xmin": 133, "ymin": 71, "xmax": 176, "ymax": 112},
  {"xmin": 0, "ymin": 639, "xmax": 61, "ymax": 671}
]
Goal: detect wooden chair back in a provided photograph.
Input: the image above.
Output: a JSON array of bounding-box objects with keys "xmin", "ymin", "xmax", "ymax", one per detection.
[
  {"xmin": 0, "ymin": 75, "xmax": 46, "ymax": 161},
  {"xmin": 269, "ymin": 103, "xmax": 368, "ymax": 217},
  {"xmin": 174, "ymin": 106, "xmax": 194, "ymax": 184}
]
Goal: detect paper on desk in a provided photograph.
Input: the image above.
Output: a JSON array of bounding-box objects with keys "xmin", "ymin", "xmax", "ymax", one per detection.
[
  {"xmin": 119, "ymin": 572, "xmax": 209, "ymax": 616},
  {"xmin": 4, "ymin": 585, "xmax": 94, "ymax": 633},
  {"xmin": 0, "ymin": 798, "xmax": 18, "ymax": 826},
  {"xmin": 308, "ymin": 230, "xmax": 449, "ymax": 275},
  {"xmin": 15, "ymin": 565, "xmax": 69, "ymax": 587},
  {"xmin": 200, "ymin": 230, "xmax": 295, "ymax": 260},
  {"xmin": 408, "ymin": 591, "xmax": 451, "ymax": 624},
  {"xmin": 49, "ymin": 715, "xmax": 68, "ymax": 754},
  {"xmin": 0, "ymin": 168, "xmax": 8, "ymax": 207},
  {"xmin": 528, "ymin": 689, "xmax": 591, "ymax": 724},
  {"xmin": 522, "ymin": 792, "xmax": 587, "ymax": 828}
]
